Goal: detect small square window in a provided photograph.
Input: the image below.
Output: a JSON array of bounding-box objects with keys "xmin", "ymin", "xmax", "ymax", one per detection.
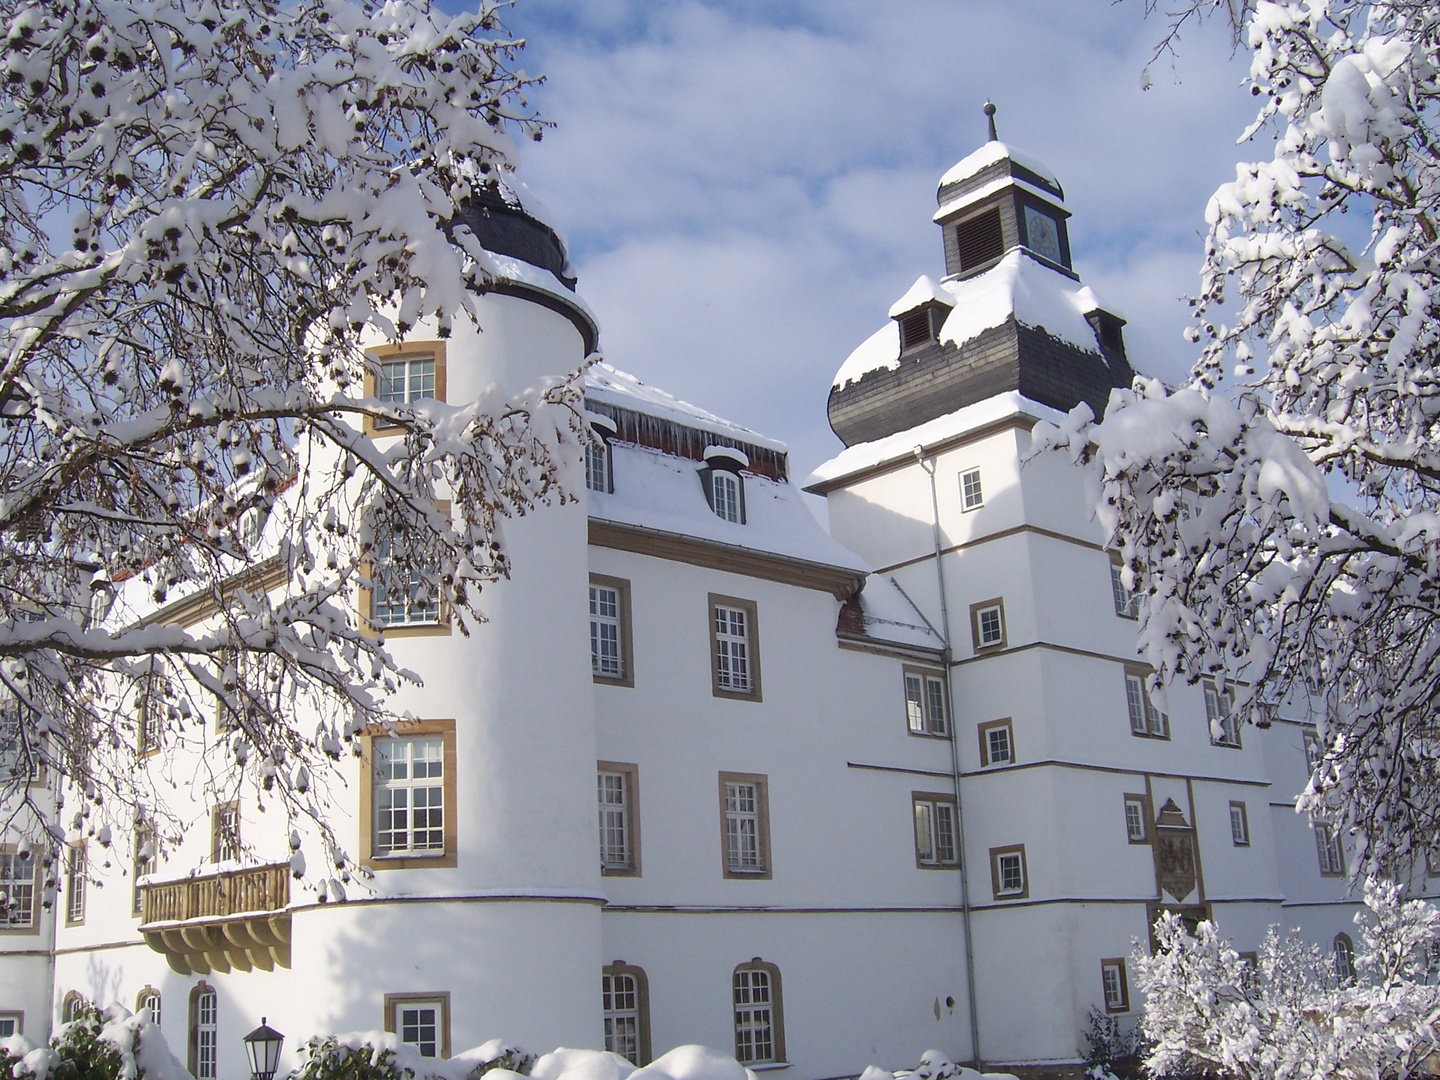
[
  {"xmin": 989, "ymin": 844, "xmax": 1028, "ymax": 900},
  {"xmin": 1123, "ymin": 795, "xmax": 1148, "ymax": 843},
  {"xmin": 913, "ymin": 793, "xmax": 959, "ymax": 868},
  {"xmin": 978, "ymin": 719, "xmax": 1014, "ymax": 767},
  {"xmin": 0, "ymin": 1014, "xmax": 20, "ymax": 1038},
  {"xmin": 1100, "ymin": 959, "xmax": 1130, "ymax": 1012},
  {"xmin": 960, "ymin": 469, "xmax": 984, "ymax": 510},
  {"xmin": 904, "ymin": 668, "xmax": 948, "ymax": 736},
  {"xmin": 1229, "ymin": 801, "xmax": 1250, "ymax": 846},
  {"xmin": 385, "ymin": 993, "xmax": 450, "ymax": 1060},
  {"xmin": 970, "ymin": 598, "xmax": 1006, "ymax": 652}
]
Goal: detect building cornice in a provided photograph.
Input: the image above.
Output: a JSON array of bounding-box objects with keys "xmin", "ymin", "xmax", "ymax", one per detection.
[
  {"xmin": 588, "ymin": 519, "xmax": 865, "ymax": 600},
  {"xmin": 134, "ymin": 553, "xmax": 289, "ymax": 631},
  {"xmin": 805, "ymin": 415, "xmax": 1037, "ymax": 495}
]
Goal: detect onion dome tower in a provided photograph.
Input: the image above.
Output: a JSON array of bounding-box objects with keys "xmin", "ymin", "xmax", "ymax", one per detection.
[{"xmin": 827, "ymin": 104, "xmax": 1134, "ymax": 447}]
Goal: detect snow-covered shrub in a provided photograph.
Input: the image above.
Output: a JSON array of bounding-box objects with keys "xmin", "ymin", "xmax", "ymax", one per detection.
[
  {"xmin": 872, "ymin": 1049, "xmax": 1018, "ymax": 1080},
  {"xmin": 1136, "ymin": 879, "xmax": 1440, "ymax": 1080},
  {"xmin": 295, "ymin": 1035, "xmax": 537, "ymax": 1080},
  {"xmin": 1080, "ymin": 1008, "xmax": 1140, "ymax": 1079},
  {"xmin": 8, "ymin": 1004, "xmax": 190, "ymax": 1080}
]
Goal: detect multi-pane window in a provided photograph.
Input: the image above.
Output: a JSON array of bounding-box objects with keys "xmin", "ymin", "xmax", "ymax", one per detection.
[
  {"xmin": 979, "ymin": 719, "xmax": 1014, "ymax": 766},
  {"xmin": 1206, "ymin": 685, "xmax": 1241, "ymax": 747},
  {"xmin": 1123, "ymin": 796, "xmax": 1148, "ymax": 843},
  {"xmin": 904, "ymin": 670, "xmax": 948, "ymax": 736},
  {"xmin": 133, "ymin": 827, "xmax": 156, "ymax": 916},
  {"xmin": 0, "ymin": 702, "xmax": 40, "ymax": 782},
  {"xmin": 193, "ymin": 988, "xmax": 217, "ymax": 1080},
  {"xmin": 724, "ymin": 781, "xmax": 764, "ymax": 874},
  {"xmin": 714, "ymin": 605, "xmax": 753, "ymax": 694},
  {"xmin": 378, "ymin": 356, "xmax": 436, "ymax": 406},
  {"xmin": 960, "ymin": 468, "xmax": 984, "ymax": 510},
  {"xmin": 371, "ymin": 539, "xmax": 441, "ymax": 627},
  {"xmin": 975, "ymin": 603, "xmax": 1004, "ymax": 648},
  {"xmin": 590, "ymin": 585, "xmax": 623, "ymax": 679},
  {"xmin": 212, "ymin": 803, "xmax": 241, "ymax": 864},
  {"xmin": 990, "ymin": 845, "xmax": 1027, "ymax": 899},
  {"xmin": 399, "ymin": 1002, "xmax": 441, "ymax": 1057},
  {"xmin": 0, "ymin": 850, "xmax": 35, "ymax": 928},
  {"xmin": 1126, "ymin": 673, "xmax": 1168, "ymax": 738},
  {"xmin": 1230, "ymin": 801, "xmax": 1250, "ymax": 846},
  {"xmin": 1101, "ymin": 959, "xmax": 1130, "ymax": 1012},
  {"xmin": 138, "ymin": 989, "xmax": 161, "ymax": 1026},
  {"xmin": 1110, "ymin": 561, "xmax": 1140, "ymax": 619},
  {"xmin": 598, "ymin": 770, "xmax": 633, "ymax": 872},
  {"xmin": 0, "ymin": 1015, "xmax": 17, "ymax": 1037},
  {"xmin": 712, "ymin": 471, "xmax": 741, "ymax": 523},
  {"xmin": 602, "ymin": 967, "xmax": 647, "ymax": 1065},
  {"xmin": 1316, "ymin": 824, "xmax": 1345, "ymax": 876},
  {"xmin": 1303, "ymin": 728, "xmax": 1323, "ymax": 772},
  {"xmin": 733, "ymin": 963, "xmax": 782, "ymax": 1065},
  {"xmin": 586, "ymin": 442, "xmax": 610, "ymax": 494},
  {"xmin": 137, "ymin": 676, "xmax": 167, "ymax": 756},
  {"xmin": 1333, "ymin": 934, "xmax": 1356, "ymax": 985},
  {"xmin": 65, "ymin": 843, "xmax": 86, "ymax": 924},
  {"xmin": 376, "ymin": 737, "xmax": 445, "ymax": 856},
  {"xmin": 913, "ymin": 795, "xmax": 958, "ymax": 868}
]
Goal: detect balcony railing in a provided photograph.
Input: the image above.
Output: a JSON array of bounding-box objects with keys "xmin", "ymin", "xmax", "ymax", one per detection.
[
  {"xmin": 140, "ymin": 863, "xmax": 288, "ymax": 925},
  {"xmin": 138, "ymin": 863, "xmax": 291, "ymax": 976}
]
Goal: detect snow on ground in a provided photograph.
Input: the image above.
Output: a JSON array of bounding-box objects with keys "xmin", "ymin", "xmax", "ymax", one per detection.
[{"xmin": 832, "ymin": 252, "xmax": 1118, "ymax": 391}]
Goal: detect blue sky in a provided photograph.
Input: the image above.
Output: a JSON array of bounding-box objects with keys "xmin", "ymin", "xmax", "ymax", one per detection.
[{"xmin": 487, "ymin": 0, "xmax": 1260, "ymax": 475}]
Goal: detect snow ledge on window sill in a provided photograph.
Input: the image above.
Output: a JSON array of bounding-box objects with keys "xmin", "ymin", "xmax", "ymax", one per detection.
[{"xmin": 750, "ymin": 1064, "xmax": 792, "ymax": 1072}]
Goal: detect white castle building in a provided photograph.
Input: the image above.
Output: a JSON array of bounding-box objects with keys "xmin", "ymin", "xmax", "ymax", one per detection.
[{"xmin": 0, "ymin": 128, "xmax": 1392, "ymax": 1080}]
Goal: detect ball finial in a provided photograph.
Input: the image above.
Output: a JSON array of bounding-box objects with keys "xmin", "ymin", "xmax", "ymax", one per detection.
[{"xmin": 983, "ymin": 100, "xmax": 998, "ymax": 142}]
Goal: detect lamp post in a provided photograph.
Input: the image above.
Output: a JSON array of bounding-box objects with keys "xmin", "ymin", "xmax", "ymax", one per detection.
[{"xmin": 242, "ymin": 1019, "xmax": 285, "ymax": 1080}]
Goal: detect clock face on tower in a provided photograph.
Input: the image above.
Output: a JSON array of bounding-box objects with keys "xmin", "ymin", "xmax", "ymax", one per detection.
[{"xmin": 1024, "ymin": 205, "xmax": 1062, "ymax": 265}]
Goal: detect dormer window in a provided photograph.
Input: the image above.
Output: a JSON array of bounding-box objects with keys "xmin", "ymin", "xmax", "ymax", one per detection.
[
  {"xmin": 586, "ymin": 411, "xmax": 617, "ymax": 494},
  {"xmin": 702, "ymin": 445, "xmax": 749, "ymax": 525},
  {"xmin": 899, "ymin": 308, "xmax": 935, "ymax": 351},
  {"xmin": 955, "ymin": 207, "xmax": 1004, "ymax": 273}
]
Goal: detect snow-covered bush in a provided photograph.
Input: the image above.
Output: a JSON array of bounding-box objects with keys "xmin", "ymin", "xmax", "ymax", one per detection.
[
  {"xmin": 1135, "ymin": 879, "xmax": 1440, "ymax": 1080},
  {"xmin": 860, "ymin": 1049, "xmax": 1018, "ymax": 1080},
  {"xmin": 7, "ymin": 1003, "xmax": 190, "ymax": 1080},
  {"xmin": 1038, "ymin": 0, "xmax": 1440, "ymax": 876}
]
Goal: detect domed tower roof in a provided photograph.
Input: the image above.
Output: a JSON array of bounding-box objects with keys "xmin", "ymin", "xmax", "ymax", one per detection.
[{"xmin": 825, "ymin": 104, "xmax": 1135, "ymax": 447}]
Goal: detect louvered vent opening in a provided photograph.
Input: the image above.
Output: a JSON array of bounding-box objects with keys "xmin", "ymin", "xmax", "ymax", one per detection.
[
  {"xmin": 956, "ymin": 208, "xmax": 1005, "ymax": 272},
  {"xmin": 899, "ymin": 308, "xmax": 933, "ymax": 350}
]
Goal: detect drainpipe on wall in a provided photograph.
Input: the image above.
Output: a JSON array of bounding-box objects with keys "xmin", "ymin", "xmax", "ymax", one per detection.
[{"xmin": 916, "ymin": 446, "xmax": 983, "ymax": 1068}]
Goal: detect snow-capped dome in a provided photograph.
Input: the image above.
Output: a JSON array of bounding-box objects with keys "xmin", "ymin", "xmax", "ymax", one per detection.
[{"xmin": 938, "ymin": 140, "xmax": 1061, "ymax": 193}]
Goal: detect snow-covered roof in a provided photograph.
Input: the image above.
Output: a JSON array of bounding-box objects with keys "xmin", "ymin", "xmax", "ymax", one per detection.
[
  {"xmin": 486, "ymin": 251, "xmax": 597, "ymax": 324},
  {"xmin": 584, "ymin": 364, "xmax": 787, "ymax": 454},
  {"xmin": 591, "ymin": 442, "xmax": 868, "ymax": 574},
  {"xmin": 888, "ymin": 275, "xmax": 954, "ymax": 318},
  {"xmin": 805, "ymin": 390, "xmax": 1067, "ymax": 491},
  {"xmin": 853, "ymin": 577, "xmax": 944, "ymax": 652},
  {"xmin": 933, "ymin": 171, "xmax": 1067, "ymax": 222},
  {"xmin": 938, "ymin": 140, "xmax": 1060, "ymax": 190},
  {"xmin": 831, "ymin": 250, "xmax": 1119, "ymax": 392}
]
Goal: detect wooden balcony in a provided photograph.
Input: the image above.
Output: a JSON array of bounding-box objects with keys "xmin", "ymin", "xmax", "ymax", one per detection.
[{"xmin": 139, "ymin": 863, "xmax": 291, "ymax": 975}]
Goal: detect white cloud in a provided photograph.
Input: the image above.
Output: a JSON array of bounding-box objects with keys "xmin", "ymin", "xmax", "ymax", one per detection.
[{"xmin": 497, "ymin": 0, "xmax": 1265, "ymax": 474}]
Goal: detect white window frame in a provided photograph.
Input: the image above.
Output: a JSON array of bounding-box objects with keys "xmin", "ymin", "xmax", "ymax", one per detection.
[
  {"xmin": 990, "ymin": 844, "xmax": 1028, "ymax": 900},
  {"xmin": 370, "ymin": 538, "xmax": 441, "ymax": 628},
  {"xmin": 979, "ymin": 719, "xmax": 1014, "ymax": 766},
  {"xmin": 398, "ymin": 999, "xmax": 443, "ymax": 1058},
  {"xmin": 375, "ymin": 736, "xmax": 446, "ymax": 857},
  {"xmin": 377, "ymin": 354, "xmax": 437, "ymax": 405},
  {"xmin": 598, "ymin": 767, "xmax": 636, "ymax": 874},
  {"xmin": 713, "ymin": 602, "xmax": 755, "ymax": 696},
  {"xmin": 0, "ymin": 1013, "xmax": 19, "ymax": 1038},
  {"xmin": 733, "ymin": 963, "xmax": 782, "ymax": 1065},
  {"xmin": 193, "ymin": 987, "xmax": 217, "ymax": 1080},
  {"xmin": 65, "ymin": 843, "xmax": 86, "ymax": 925},
  {"xmin": 960, "ymin": 468, "xmax": 984, "ymax": 511},
  {"xmin": 0, "ymin": 849, "xmax": 36, "ymax": 929},
  {"xmin": 712, "ymin": 470, "xmax": 741, "ymax": 523},
  {"xmin": 904, "ymin": 669, "xmax": 948, "ymax": 736},
  {"xmin": 585, "ymin": 440, "xmax": 610, "ymax": 494},
  {"xmin": 1316, "ymin": 823, "xmax": 1345, "ymax": 876},
  {"xmin": 1303, "ymin": 728, "xmax": 1323, "ymax": 772},
  {"xmin": 976, "ymin": 603, "xmax": 1004, "ymax": 647},
  {"xmin": 602, "ymin": 965, "xmax": 648, "ymax": 1065},
  {"xmin": 724, "ymin": 781, "xmax": 765, "ymax": 874},
  {"xmin": 913, "ymin": 794, "xmax": 959, "ymax": 868},
  {"xmin": 1206, "ymin": 684, "xmax": 1241, "ymax": 748},
  {"xmin": 0, "ymin": 702, "xmax": 41, "ymax": 783},
  {"xmin": 211, "ymin": 803, "xmax": 241, "ymax": 864},
  {"xmin": 1123, "ymin": 795, "xmax": 1148, "ymax": 843},
  {"xmin": 1229, "ymin": 801, "xmax": 1250, "ymax": 846},
  {"xmin": 1126, "ymin": 672, "xmax": 1168, "ymax": 738},
  {"xmin": 590, "ymin": 584, "xmax": 623, "ymax": 679},
  {"xmin": 137, "ymin": 989, "xmax": 161, "ymax": 1027},
  {"xmin": 1101, "ymin": 959, "xmax": 1130, "ymax": 1012},
  {"xmin": 1110, "ymin": 560, "xmax": 1140, "ymax": 619},
  {"xmin": 133, "ymin": 827, "xmax": 156, "ymax": 917},
  {"xmin": 1333, "ymin": 934, "xmax": 1356, "ymax": 985}
]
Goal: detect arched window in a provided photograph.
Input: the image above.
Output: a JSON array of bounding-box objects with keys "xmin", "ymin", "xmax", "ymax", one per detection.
[
  {"xmin": 1333, "ymin": 933, "xmax": 1356, "ymax": 986},
  {"xmin": 60, "ymin": 991, "xmax": 87, "ymax": 1025},
  {"xmin": 188, "ymin": 983, "xmax": 218, "ymax": 1080},
  {"xmin": 601, "ymin": 961, "xmax": 651, "ymax": 1066},
  {"xmin": 136, "ymin": 986, "xmax": 162, "ymax": 1027},
  {"xmin": 732, "ymin": 958, "xmax": 785, "ymax": 1066}
]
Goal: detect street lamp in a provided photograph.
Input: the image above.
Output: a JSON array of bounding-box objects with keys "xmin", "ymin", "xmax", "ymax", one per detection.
[{"xmin": 242, "ymin": 1019, "xmax": 285, "ymax": 1080}]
